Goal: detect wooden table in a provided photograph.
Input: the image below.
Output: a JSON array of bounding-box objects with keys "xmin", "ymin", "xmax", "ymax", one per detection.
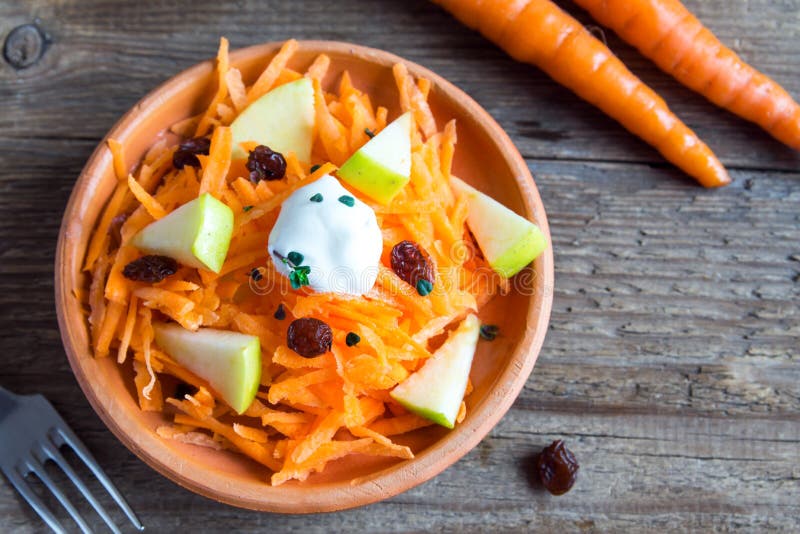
[{"xmin": 1, "ymin": 0, "xmax": 798, "ymax": 531}]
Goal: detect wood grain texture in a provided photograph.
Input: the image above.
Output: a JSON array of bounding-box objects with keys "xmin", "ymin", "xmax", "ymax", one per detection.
[{"xmin": 0, "ymin": 0, "xmax": 798, "ymax": 531}]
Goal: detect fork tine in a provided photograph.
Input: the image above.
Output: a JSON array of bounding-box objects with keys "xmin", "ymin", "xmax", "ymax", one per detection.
[
  {"xmin": 50, "ymin": 427, "xmax": 144, "ymax": 531},
  {"xmin": 5, "ymin": 466, "xmax": 67, "ymax": 534},
  {"xmin": 41, "ymin": 441, "xmax": 123, "ymax": 534},
  {"xmin": 26, "ymin": 455, "xmax": 93, "ymax": 534}
]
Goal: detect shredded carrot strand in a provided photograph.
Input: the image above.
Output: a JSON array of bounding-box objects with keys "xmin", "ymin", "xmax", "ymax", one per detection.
[
  {"xmin": 199, "ymin": 126, "xmax": 233, "ymax": 197},
  {"xmin": 107, "ymin": 139, "xmax": 128, "ymax": 181},
  {"xmin": 247, "ymin": 39, "xmax": 299, "ymax": 104},
  {"xmin": 127, "ymin": 174, "xmax": 167, "ymax": 219},
  {"xmin": 195, "ymin": 38, "xmax": 231, "ymax": 137}
]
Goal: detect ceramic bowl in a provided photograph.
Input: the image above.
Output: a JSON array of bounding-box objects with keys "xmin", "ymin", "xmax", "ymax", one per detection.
[{"xmin": 55, "ymin": 40, "xmax": 554, "ymax": 513}]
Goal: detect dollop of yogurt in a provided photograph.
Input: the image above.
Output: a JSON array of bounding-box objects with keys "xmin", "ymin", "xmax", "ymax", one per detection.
[{"xmin": 268, "ymin": 174, "xmax": 383, "ymax": 295}]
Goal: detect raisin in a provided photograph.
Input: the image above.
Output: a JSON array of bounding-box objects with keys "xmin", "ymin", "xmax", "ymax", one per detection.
[
  {"xmin": 122, "ymin": 255, "xmax": 178, "ymax": 283},
  {"xmin": 274, "ymin": 303, "xmax": 286, "ymax": 321},
  {"xmin": 536, "ymin": 440, "xmax": 579, "ymax": 495},
  {"xmin": 391, "ymin": 240, "xmax": 435, "ymax": 290},
  {"xmin": 287, "ymin": 318, "xmax": 333, "ymax": 357},
  {"xmin": 247, "ymin": 145, "xmax": 286, "ymax": 182},
  {"xmin": 173, "ymin": 137, "xmax": 211, "ymax": 169}
]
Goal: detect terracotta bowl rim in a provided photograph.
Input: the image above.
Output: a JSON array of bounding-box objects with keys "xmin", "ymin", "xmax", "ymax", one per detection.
[{"xmin": 55, "ymin": 39, "xmax": 554, "ymax": 513}]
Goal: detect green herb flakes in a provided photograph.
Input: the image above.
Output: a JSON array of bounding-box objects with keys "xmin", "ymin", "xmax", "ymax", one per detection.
[
  {"xmin": 416, "ymin": 279, "xmax": 433, "ymax": 296},
  {"xmin": 345, "ymin": 332, "xmax": 361, "ymax": 347}
]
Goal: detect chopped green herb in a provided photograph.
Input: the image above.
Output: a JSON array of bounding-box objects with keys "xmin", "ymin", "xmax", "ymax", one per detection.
[
  {"xmin": 345, "ymin": 332, "xmax": 361, "ymax": 347},
  {"xmin": 338, "ymin": 195, "xmax": 355, "ymax": 207},
  {"xmin": 310, "ymin": 193, "xmax": 323, "ymax": 203},
  {"xmin": 243, "ymin": 205, "xmax": 254, "ymax": 212},
  {"xmin": 287, "ymin": 251, "xmax": 304, "ymax": 266},
  {"xmin": 250, "ymin": 267, "xmax": 263, "ymax": 281},
  {"xmin": 274, "ymin": 250, "xmax": 312, "ymax": 290},
  {"xmin": 310, "ymin": 164, "xmax": 321, "ymax": 173},
  {"xmin": 289, "ymin": 269, "xmax": 310, "ymax": 289},
  {"xmin": 274, "ymin": 303, "xmax": 286, "ymax": 320},
  {"xmin": 364, "ymin": 128, "xmax": 375, "ymax": 138},
  {"xmin": 416, "ymin": 279, "xmax": 433, "ymax": 296},
  {"xmin": 480, "ymin": 324, "xmax": 500, "ymax": 341}
]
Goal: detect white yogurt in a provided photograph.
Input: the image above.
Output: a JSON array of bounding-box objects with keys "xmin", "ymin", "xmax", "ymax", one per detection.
[{"xmin": 268, "ymin": 174, "xmax": 383, "ymax": 295}]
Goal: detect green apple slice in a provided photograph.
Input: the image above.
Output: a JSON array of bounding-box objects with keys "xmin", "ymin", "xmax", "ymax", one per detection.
[
  {"xmin": 153, "ymin": 323, "xmax": 261, "ymax": 414},
  {"xmin": 132, "ymin": 192, "xmax": 233, "ymax": 273},
  {"xmin": 390, "ymin": 313, "xmax": 480, "ymax": 429},
  {"xmin": 337, "ymin": 111, "xmax": 412, "ymax": 204},
  {"xmin": 230, "ymin": 77, "xmax": 315, "ymax": 161},
  {"xmin": 451, "ymin": 177, "xmax": 547, "ymax": 278}
]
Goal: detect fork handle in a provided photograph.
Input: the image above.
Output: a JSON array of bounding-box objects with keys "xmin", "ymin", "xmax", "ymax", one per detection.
[{"xmin": 0, "ymin": 386, "xmax": 19, "ymax": 422}]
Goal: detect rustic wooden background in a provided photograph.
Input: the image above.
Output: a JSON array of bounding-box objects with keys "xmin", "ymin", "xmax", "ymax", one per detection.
[{"xmin": 1, "ymin": 0, "xmax": 798, "ymax": 531}]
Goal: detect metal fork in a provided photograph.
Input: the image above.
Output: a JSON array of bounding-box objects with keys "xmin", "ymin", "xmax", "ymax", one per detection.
[{"xmin": 0, "ymin": 387, "xmax": 144, "ymax": 533}]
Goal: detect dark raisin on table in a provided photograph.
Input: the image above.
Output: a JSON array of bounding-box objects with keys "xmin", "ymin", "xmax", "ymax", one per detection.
[
  {"xmin": 122, "ymin": 255, "xmax": 179, "ymax": 283},
  {"xmin": 536, "ymin": 440, "xmax": 579, "ymax": 495},
  {"xmin": 390, "ymin": 240, "xmax": 435, "ymax": 291},
  {"xmin": 173, "ymin": 137, "xmax": 211, "ymax": 169},
  {"xmin": 287, "ymin": 317, "xmax": 333, "ymax": 357},
  {"xmin": 247, "ymin": 145, "xmax": 286, "ymax": 182}
]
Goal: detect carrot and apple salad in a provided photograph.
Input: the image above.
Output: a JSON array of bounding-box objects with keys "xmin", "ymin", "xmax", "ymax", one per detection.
[{"xmin": 82, "ymin": 38, "xmax": 523, "ymax": 486}]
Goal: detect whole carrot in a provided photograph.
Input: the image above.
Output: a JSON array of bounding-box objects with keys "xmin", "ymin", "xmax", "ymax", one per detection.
[
  {"xmin": 573, "ymin": 0, "xmax": 800, "ymax": 150},
  {"xmin": 432, "ymin": 0, "xmax": 730, "ymax": 188}
]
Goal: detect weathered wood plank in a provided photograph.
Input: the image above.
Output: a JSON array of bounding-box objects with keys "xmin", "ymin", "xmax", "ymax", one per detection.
[{"xmin": 1, "ymin": 0, "xmax": 799, "ymax": 531}]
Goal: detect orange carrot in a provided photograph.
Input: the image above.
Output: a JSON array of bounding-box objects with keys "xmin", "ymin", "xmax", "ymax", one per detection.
[
  {"xmin": 107, "ymin": 139, "xmax": 128, "ymax": 181},
  {"xmin": 195, "ymin": 38, "xmax": 230, "ymax": 137},
  {"xmin": 127, "ymin": 174, "xmax": 167, "ymax": 219},
  {"xmin": 247, "ymin": 39, "xmax": 299, "ymax": 104},
  {"xmin": 432, "ymin": 0, "xmax": 731, "ymax": 187},
  {"xmin": 199, "ymin": 126, "xmax": 233, "ymax": 197},
  {"xmin": 572, "ymin": 0, "xmax": 800, "ymax": 150}
]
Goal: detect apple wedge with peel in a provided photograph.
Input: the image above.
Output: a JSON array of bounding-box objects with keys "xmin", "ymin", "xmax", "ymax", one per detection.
[
  {"xmin": 153, "ymin": 323, "xmax": 261, "ymax": 414},
  {"xmin": 230, "ymin": 77, "xmax": 315, "ymax": 162},
  {"xmin": 337, "ymin": 112, "xmax": 412, "ymax": 204},
  {"xmin": 390, "ymin": 314, "xmax": 481, "ymax": 429},
  {"xmin": 451, "ymin": 177, "xmax": 547, "ymax": 278},
  {"xmin": 132, "ymin": 193, "xmax": 234, "ymax": 273}
]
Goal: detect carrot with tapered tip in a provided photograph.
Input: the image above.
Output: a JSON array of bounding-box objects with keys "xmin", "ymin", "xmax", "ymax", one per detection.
[
  {"xmin": 432, "ymin": 0, "xmax": 731, "ymax": 187},
  {"xmin": 572, "ymin": 0, "xmax": 800, "ymax": 150}
]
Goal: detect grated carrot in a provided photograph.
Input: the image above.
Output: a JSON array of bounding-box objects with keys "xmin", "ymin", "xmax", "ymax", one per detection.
[
  {"xmin": 199, "ymin": 126, "xmax": 233, "ymax": 197},
  {"xmin": 94, "ymin": 300, "xmax": 125, "ymax": 357},
  {"xmin": 86, "ymin": 39, "xmax": 502, "ymax": 486},
  {"xmin": 195, "ymin": 38, "xmax": 231, "ymax": 137},
  {"xmin": 127, "ymin": 174, "xmax": 167, "ymax": 219},
  {"xmin": 247, "ymin": 39, "xmax": 299, "ymax": 104},
  {"xmin": 117, "ymin": 295, "xmax": 139, "ymax": 364},
  {"xmin": 107, "ymin": 138, "xmax": 128, "ymax": 181},
  {"xmin": 393, "ymin": 63, "xmax": 437, "ymax": 138},
  {"xmin": 305, "ymin": 53, "xmax": 330, "ymax": 81}
]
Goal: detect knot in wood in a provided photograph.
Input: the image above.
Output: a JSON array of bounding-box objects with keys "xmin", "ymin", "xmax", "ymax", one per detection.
[{"xmin": 3, "ymin": 24, "xmax": 46, "ymax": 69}]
